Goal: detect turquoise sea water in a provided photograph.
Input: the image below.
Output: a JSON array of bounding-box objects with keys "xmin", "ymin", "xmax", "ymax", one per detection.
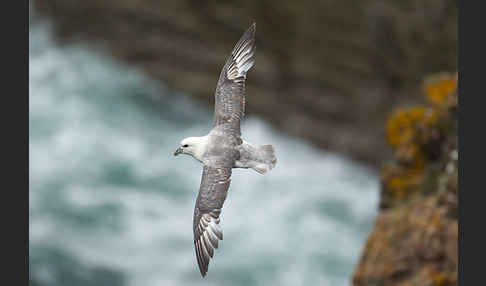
[{"xmin": 29, "ymin": 20, "xmax": 379, "ymax": 286}]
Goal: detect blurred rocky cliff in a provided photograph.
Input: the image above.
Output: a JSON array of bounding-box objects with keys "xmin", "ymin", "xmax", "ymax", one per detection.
[
  {"xmin": 32, "ymin": 0, "xmax": 457, "ymax": 165},
  {"xmin": 353, "ymin": 73, "xmax": 458, "ymax": 285}
]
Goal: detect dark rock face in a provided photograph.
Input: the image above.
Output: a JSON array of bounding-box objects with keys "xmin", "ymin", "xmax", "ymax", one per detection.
[
  {"xmin": 353, "ymin": 73, "xmax": 458, "ymax": 285},
  {"xmin": 353, "ymin": 194, "xmax": 458, "ymax": 286},
  {"xmin": 32, "ymin": 0, "xmax": 457, "ymax": 165}
]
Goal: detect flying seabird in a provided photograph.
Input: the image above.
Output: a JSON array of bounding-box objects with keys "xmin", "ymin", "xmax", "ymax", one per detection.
[{"xmin": 173, "ymin": 23, "xmax": 277, "ymax": 277}]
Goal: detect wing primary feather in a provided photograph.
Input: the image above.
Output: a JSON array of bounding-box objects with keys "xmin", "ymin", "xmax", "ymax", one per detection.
[
  {"xmin": 232, "ymin": 23, "xmax": 256, "ymax": 56},
  {"xmin": 199, "ymin": 237, "xmax": 210, "ymax": 263},
  {"xmin": 228, "ymin": 24, "xmax": 256, "ymax": 79},
  {"xmin": 195, "ymin": 242, "xmax": 207, "ymax": 277},
  {"xmin": 206, "ymin": 228, "xmax": 219, "ymax": 248},
  {"xmin": 202, "ymin": 232, "xmax": 214, "ymax": 257},
  {"xmin": 209, "ymin": 220, "xmax": 223, "ymax": 239}
]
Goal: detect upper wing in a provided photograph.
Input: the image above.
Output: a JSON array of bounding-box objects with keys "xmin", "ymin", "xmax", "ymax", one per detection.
[
  {"xmin": 193, "ymin": 166, "xmax": 232, "ymax": 277},
  {"xmin": 212, "ymin": 23, "xmax": 256, "ymax": 133}
]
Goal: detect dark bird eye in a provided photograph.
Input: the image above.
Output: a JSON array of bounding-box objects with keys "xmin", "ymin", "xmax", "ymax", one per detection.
[{"xmin": 183, "ymin": 144, "xmax": 189, "ymax": 148}]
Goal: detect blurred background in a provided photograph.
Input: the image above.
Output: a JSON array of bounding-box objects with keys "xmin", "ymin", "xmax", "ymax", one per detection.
[{"xmin": 29, "ymin": 1, "xmax": 457, "ymax": 286}]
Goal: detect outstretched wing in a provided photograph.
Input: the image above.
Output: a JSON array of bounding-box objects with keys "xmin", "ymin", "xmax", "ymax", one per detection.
[
  {"xmin": 193, "ymin": 166, "xmax": 232, "ymax": 277},
  {"xmin": 212, "ymin": 23, "xmax": 256, "ymax": 134}
]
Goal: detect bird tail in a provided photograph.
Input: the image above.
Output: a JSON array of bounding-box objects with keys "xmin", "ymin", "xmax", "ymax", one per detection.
[{"xmin": 252, "ymin": 144, "xmax": 277, "ymax": 175}]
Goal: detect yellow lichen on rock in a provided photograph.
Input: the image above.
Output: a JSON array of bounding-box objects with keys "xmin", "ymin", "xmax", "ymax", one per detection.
[
  {"xmin": 386, "ymin": 107, "xmax": 439, "ymax": 160},
  {"xmin": 381, "ymin": 159, "xmax": 425, "ymax": 202},
  {"xmin": 423, "ymin": 73, "xmax": 458, "ymax": 109},
  {"xmin": 353, "ymin": 72, "xmax": 458, "ymax": 286},
  {"xmin": 382, "ymin": 105, "xmax": 439, "ymax": 205},
  {"xmin": 380, "ymin": 72, "xmax": 457, "ymax": 207}
]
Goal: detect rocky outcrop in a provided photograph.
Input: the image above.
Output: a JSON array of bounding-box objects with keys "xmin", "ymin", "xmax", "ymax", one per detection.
[
  {"xmin": 353, "ymin": 73, "xmax": 458, "ymax": 285},
  {"xmin": 32, "ymin": 0, "xmax": 457, "ymax": 165}
]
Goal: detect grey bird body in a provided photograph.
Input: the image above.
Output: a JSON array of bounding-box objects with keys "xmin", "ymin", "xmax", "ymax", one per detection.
[
  {"xmin": 199, "ymin": 124, "xmax": 276, "ymax": 173},
  {"xmin": 174, "ymin": 23, "xmax": 277, "ymax": 277}
]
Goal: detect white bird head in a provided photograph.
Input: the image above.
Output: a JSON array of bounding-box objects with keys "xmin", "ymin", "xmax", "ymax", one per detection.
[{"xmin": 174, "ymin": 136, "xmax": 207, "ymax": 161}]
